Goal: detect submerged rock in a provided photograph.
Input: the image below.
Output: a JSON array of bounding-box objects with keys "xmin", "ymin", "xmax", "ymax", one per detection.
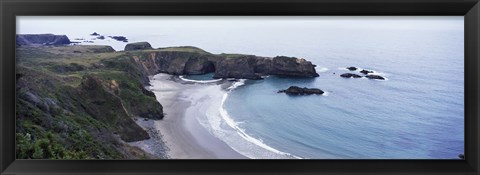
[
  {"xmin": 278, "ymin": 86, "xmax": 324, "ymax": 95},
  {"xmin": 90, "ymin": 32, "xmax": 100, "ymax": 36},
  {"xmin": 125, "ymin": 42, "xmax": 153, "ymax": 51},
  {"xmin": 365, "ymin": 75, "xmax": 385, "ymax": 80},
  {"xmin": 340, "ymin": 73, "xmax": 362, "ymax": 78},
  {"xmin": 347, "ymin": 66, "xmax": 357, "ymax": 71},
  {"xmin": 360, "ymin": 69, "xmax": 373, "ymax": 74}
]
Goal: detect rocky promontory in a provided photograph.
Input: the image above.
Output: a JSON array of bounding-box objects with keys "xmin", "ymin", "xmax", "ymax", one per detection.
[
  {"xmin": 278, "ymin": 86, "xmax": 324, "ymax": 95},
  {"xmin": 130, "ymin": 44, "xmax": 319, "ymax": 80},
  {"xmin": 16, "ymin": 34, "xmax": 71, "ymax": 46}
]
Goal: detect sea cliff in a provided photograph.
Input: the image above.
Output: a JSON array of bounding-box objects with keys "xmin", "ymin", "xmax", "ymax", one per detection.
[{"xmin": 15, "ymin": 37, "xmax": 319, "ymax": 159}]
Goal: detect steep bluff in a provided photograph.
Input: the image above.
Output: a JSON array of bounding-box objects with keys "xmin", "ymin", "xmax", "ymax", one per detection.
[{"xmin": 16, "ymin": 45, "xmax": 164, "ymax": 159}]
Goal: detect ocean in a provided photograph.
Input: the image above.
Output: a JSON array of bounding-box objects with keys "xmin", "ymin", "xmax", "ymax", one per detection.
[{"xmin": 17, "ymin": 16, "xmax": 465, "ymax": 159}]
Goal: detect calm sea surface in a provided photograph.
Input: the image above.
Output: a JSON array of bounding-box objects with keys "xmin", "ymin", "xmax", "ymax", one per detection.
[{"xmin": 18, "ymin": 16, "xmax": 464, "ymax": 159}]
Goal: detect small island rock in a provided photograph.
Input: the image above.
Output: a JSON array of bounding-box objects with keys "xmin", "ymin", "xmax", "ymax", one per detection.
[
  {"xmin": 365, "ymin": 75, "xmax": 385, "ymax": 80},
  {"xmin": 360, "ymin": 69, "xmax": 374, "ymax": 74},
  {"xmin": 347, "ymin": 66, "xmax": 357, "ymax": 71},
  {"xmin": 109, "ymin": 36, "xmax": 128, "ymax": 42},
  {"xmin": 278, "ymin": 86, "xmax": 324, "ymax": 95},
  {"xmin": 340, "ymin": 73, "xmax": 362, "ymax": 78}
]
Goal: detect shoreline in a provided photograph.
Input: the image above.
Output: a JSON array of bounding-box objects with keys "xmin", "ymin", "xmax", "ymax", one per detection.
[{"xmin": 145, "ymin": 73, "xmax": 247, "ymax": 159}]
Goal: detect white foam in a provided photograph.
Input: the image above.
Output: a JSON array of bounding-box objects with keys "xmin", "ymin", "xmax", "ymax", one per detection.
[
  {"xmin": 316, "ymin": 67, "xmax": 329, "ymax": 73},
  {"xmin": 179, "ymin": 75, "xmax": 222, "ymax": 84},
  {"xmin": 184, "ymin": 79, "xmax": 302, "ymax": 159},
  {"xmin": 322, "ymin": 91, "xmax": 330, "ymax": 96},
  {"xmin": 219, "ymin": 92, "xmax": 302, "ymax": 159},
  {"xmin": 227, "ymin": 79, "xmax": 247, "ymax": 90}
]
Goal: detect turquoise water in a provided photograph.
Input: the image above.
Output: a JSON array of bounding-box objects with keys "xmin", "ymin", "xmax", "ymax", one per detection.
[
  {"xmin": 223, "ymin": 30, "xmax": 464, "ymax": 159},
  {"xmin": 19, "ymin": 16, "xmax": 464, "ymax": 159}
]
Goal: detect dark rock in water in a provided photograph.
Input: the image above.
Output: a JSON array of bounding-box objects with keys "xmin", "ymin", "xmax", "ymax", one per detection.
[
  {"xmin": 90, "ymin": 32, "xmax": 100, "ymax": 36},
  {"xmin": 360, "ymin": 69, "xmax": 374, "ymax": 74},
  {"xmin": 97, "ymin": 35, "xmax": 105, "ymax": 40},
  {"xmin": 365, "ymin": 75, "xmax": 385, "ymax": 80},
  {"xmin": 347, "ymin": 66, "xmax": 357, "ymax": 71},
  {"xmin": 340, "ymin": 73, "xmax": 362, "ymax": 78},
  {"xmin": 278, "ymin": 86, "xmax": 324, "ymax": 95},
  {"xmin": 73, "ymin": 51, "xmax": 81, "ymax": 53},
  {"xmin": 124, "ymin": 42, "xmax": 153, "ymax": 51},
  {"xmin": 16, "ymin": 34, "xmax": 71, "ymax": 46},
  {"xmin": 458, "ymin": 154, "xmax": 465, "ymax": 159},
  {"xmin": 109, "ymin": 36, "xmax": 128, "ymax": 42}
]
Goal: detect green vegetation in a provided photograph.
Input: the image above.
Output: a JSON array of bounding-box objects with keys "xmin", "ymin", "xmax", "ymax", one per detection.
[
  {"xmin": 157, "ymin": 46, "xmax": 211, "ymax": 55},
  {"xmin": 16, "ymin": 45, "xmax": 163, "ymax": 159}
]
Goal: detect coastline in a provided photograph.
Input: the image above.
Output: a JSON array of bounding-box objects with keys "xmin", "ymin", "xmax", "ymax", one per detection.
[{"xmin": 145, "ymin": 73, "xmax": 247, "ymax": 159}]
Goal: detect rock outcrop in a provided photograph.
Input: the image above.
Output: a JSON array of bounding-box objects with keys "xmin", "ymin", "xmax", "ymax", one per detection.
[
  {"xmin": 213, "ymin": 56, "xmax": 263, "ymax": 79},
  {"xmin": 278, "ymin": 86, "xmax": 324, "ymax": 95},
  {"xmin": 109, "ymin": 36, "xmax": 128, "ymax": 42},
  {"xmin": 365, "ymin": 75, "xmax": 385, "ymax": 80},
  {"xmin": 347, "ymin": 66, "xmax": 357, "ymax": 71},
  {"xmin": 131, "ymin": 50, "xmax": 320, "ymax": 80},
  {"xmin": 269, "ymin": 56, "xmax": 319, "ymax": 78},
  {"xmin": 360, "ymin": 69, "xmax": 373, "ymax": 74},
  {"xmin": 340, "ymin": 73, "xmax": 362, "ymax": 78},
  {"xmin": 125, "ymin": 42, "xmax": 153, "ymax": 51},
  {"xmin": 16, "ymin": 34, "xmax": 71, "ymax": 46}
]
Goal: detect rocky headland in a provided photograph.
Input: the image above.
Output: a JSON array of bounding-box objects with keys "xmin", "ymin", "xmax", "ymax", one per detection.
[
  {"xmin": 15, "ymin": 35, "xmax": 320, "ymax": 159},
  {"xmin": 16, "ymin": 34, "xmax": 71, "ymax": 46}
]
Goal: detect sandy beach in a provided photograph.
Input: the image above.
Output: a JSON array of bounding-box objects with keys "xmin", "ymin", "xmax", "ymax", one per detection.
[{"xmin": 135, "ymin": 73, "xmax": 247, "ymax": 159}]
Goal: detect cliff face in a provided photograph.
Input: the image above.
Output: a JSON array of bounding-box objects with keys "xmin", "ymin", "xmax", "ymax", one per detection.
[
  {"xmin": 130, "ymin": 46, "xmax": 319, "ymax": 79},
  {"xmin": 16, "ymin": 45, "xmax": 164, "ymax": 159},
  {"xmin": 17, "ymin": 34, "xmax": 71, "ymax": 46}
]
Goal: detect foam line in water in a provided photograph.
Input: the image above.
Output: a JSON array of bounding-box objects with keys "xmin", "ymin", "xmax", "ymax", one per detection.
[
  {"xmin": 220, "ymin": 94, "xmax": 302, "ymax": 159},
  {"xmin": 227, "ymin": 79, "xmax": 247, "ymax": 90},
  {"xmin": 322, "ymin": 91, "xmax": 330, "ymax": 96},
  {"xmin": 316, "ymin": 67, "xmax": 329, "ymax": 73},
  {"xmin": 179, "ymin": 75, "xmax": 222, "ymax": 83},
  {"xmin": 218, "ymin": 80, "xmax": 303, "ymax": 159}
]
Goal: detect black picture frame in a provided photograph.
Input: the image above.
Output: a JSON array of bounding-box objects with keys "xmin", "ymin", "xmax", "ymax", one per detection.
[{"xmin": 1, "ymin": 0, "xmax": 479, "ymax": 174}]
